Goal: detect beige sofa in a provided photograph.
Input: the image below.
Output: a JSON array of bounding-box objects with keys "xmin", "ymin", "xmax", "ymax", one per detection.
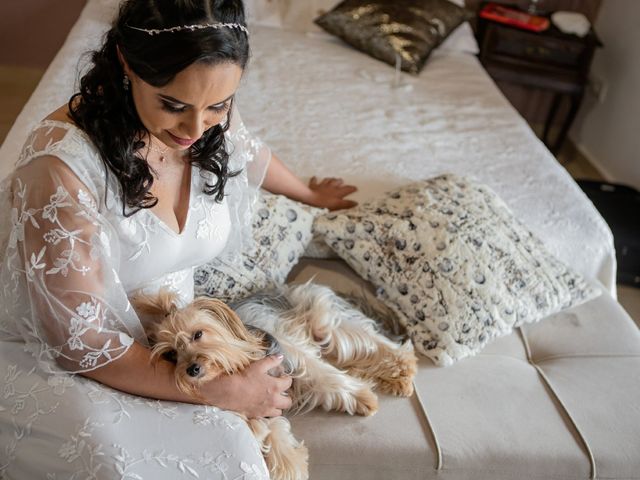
[{"xmin": 288, "ymin": 259, "xmax": 640, "ymax": 479}]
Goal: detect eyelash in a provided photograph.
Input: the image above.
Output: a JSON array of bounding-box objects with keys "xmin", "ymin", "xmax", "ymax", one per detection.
[{"xmin": 161, "ymin": 101, "xmax": 231, "ymax": 114}]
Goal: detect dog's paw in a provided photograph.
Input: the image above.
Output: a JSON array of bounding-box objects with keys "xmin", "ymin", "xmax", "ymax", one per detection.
[
  {"xmin": 376, "ymin": 374, "xmax": 415, "ymax": 397},
  {"xmin": 375, "ymin": 344, "xmax": 417, "ymax": 397},
  {"xmin": 354, "ymin": 387, "xmax": 379, "ymax": 417}
]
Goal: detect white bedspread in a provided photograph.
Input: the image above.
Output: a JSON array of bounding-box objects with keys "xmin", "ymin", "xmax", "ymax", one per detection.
[
  {"xmin": 0, "ymin": 0, "xmax": 616, "ymax": 294},
  {"xmin": 235, "ymin": 27, "xmax": 616, "ymax": 294}
]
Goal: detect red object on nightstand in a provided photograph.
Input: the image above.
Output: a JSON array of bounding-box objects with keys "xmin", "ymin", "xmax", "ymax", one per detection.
[{"xmin": 480, "ymin": 3, "xmax": 550, "ymax": 32}]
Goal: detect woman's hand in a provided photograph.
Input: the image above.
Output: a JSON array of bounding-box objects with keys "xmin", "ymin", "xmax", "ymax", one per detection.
[
  {"xmin": 200, "ymin": 354, "xmax": 293, "ymax": 418},
  {"xmin": 261, "ymin": 153, "xmax": 358, "ymax": 210},
  {"xmin": 308, "ymin": 176, "xmax": 358, "ymax": 211}
]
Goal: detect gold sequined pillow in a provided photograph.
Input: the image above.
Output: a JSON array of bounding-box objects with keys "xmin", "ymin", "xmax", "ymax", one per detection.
[{"xmin": 315, "ymin": 0, "xmax": 471, "ymax": 74}]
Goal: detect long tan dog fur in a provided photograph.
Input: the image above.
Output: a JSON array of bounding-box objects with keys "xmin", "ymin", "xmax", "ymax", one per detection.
[{"xmin": 133, "ymin": 285, "xmax": 417, "ymax": 480}]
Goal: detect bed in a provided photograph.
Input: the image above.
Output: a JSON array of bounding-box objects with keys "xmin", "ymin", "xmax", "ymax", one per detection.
[{"xmin": 1, "ymin": 0, "xmax": 639, "ymax": 479}]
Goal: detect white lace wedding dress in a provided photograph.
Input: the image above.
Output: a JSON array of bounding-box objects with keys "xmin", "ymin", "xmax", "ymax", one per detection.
[{"xmin": 0, "ymin": 108, "xmax": 273, "ymax": 479}]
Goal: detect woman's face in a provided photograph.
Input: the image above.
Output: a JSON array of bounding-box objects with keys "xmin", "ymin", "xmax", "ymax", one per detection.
[{"xmin": 126, "ymin": 61, "xmax": 243, "ymax": 150}]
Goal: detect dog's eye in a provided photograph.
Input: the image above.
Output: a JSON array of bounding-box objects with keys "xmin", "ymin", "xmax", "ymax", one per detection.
[{"xmin": 193, "ymin": 330, "xmax": 203, "ymax": 341}]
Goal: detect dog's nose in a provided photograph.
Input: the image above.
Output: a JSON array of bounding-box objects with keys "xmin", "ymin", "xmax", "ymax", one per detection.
[{"xmin": 186, "ymin": 364, "xmax": 201, "ymax": 377}]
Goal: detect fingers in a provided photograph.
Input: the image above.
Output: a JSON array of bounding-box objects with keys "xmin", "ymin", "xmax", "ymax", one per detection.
[
  {"xmin": 323, "ymin": 177, "xmax": 343, "ymax": 186},
  {"xmin": 271, "ymin": 366, "xmax": 292, "ymax": 411},
  {"xmin": 337, "ymin": 185, "xmax": 358, "ymax": 196},
  {"xmin": 259, "ymin": 353, "xmax": 285, "ymax": 372},
  {"xmin": 310, "ymin": 176, "xmax": 354, "ymax": 188},
  {"xmin": 273, "ymin": 387, "xmax": 293, "ymax": 411},
  {"xmin": 307, "ymin": 176, "xmax": 358, "ymax": 210},
  {"xmin": 330, "ymin": 199, "xmax": 358, "ymax": 211},
  {"xmin": 259, "ymin": 355, "xmax": 293, "ymax": 413},
  {"xmin": 310, "ymin": 178, "xmax": 358, "ymax": 196},
  {"xmin": 277, "ymin": 373, "xmax": 293, "ymax": 391}
]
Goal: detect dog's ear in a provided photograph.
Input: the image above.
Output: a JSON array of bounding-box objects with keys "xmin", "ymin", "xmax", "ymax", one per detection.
[
  {"xmin": 191, "ymin": 297, "xmax": 253, "ymax": 342},
  {"xmin": 131, "ymin": 288, "xmax": 179, "ymax": 318}
]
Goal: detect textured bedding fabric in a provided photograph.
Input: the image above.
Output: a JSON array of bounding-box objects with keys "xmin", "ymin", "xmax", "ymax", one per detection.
[
  {"xmin": 0, "ymin": 1, "xmax": 615, "ymax": 296},
  {"xmin": 235, "ymin": 26, "xmax": 616, "ymax": 296}
]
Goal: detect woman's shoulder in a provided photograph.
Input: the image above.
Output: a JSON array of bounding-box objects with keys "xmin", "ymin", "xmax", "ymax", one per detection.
[
  {"xmin": 15, "ymin": 105, "xmax": 107, "ymax": 202},
  {"xmin": 20, "ymin": 106, "xmax": 100, "ymax": 164},
  {"xmin": 45, "ymin": 105, "xmax": 73, "ymax": 124}
]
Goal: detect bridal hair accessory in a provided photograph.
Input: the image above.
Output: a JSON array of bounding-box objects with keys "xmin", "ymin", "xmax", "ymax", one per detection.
[
  {"xmin": 123, "ymin": 74, "xmax": 130, "ymax": 91},
  {"xmin": 127, "ymin": 22, "xmax": 249, "ymax": 36}
]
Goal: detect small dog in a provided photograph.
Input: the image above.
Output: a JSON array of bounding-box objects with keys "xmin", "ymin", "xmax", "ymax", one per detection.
[{"xmin": 133, "ymin": 283, "xmax": 417, "ymax": 480}]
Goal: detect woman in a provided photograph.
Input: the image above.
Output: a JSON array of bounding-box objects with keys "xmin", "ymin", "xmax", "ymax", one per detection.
[{"xmin": 0, "ymin": 0, "xmax": 356, "ymax": 477}]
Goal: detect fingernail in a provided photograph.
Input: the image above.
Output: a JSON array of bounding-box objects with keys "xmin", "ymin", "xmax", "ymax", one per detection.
[{"xmin": 275, "ymin": 354, "xmax": 284, "ymax": 360}]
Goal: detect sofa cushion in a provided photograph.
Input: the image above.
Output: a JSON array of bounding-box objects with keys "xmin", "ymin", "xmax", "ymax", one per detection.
[
  {"xmin": 195, "ymin": 193, "xmax": 323, "ymax": 302},
  {"xmin": 288, "ymin": 258, "xmax": 640, "ymax": 480}
]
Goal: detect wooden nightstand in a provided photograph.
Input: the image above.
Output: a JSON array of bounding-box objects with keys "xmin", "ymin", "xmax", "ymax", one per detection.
[{"xmin": 476, "ymin": 4, "xmax": 602, "ymax": 154}]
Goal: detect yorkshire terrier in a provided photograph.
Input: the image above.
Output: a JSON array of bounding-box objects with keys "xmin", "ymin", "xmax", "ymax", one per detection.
[{"xmin": 133, "ymin": 283, "xmax": 417, "ymax": 480}]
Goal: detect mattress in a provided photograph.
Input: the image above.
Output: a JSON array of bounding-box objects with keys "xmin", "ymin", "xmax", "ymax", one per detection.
[
  {"xmin": 0, "ymin": 2, "xmax": 616, "ymax": 295},
  {"xmin": 1, "ymin": 1, "xmax": 638, "ymax": 479},
  {"xmin": 235, "ymin": 25, "xmax": 616, "ymax": 295}
]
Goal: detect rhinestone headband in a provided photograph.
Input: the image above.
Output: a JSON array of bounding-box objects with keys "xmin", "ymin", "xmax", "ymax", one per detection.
[{"xmin": 127, "ymin": 22, "xmax": 249, "ymax": 36}]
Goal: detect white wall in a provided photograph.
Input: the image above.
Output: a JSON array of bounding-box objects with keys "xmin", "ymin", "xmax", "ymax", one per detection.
[{"xmin": 570, "ymin": 0, "xmax": 640, "ymax": 189}]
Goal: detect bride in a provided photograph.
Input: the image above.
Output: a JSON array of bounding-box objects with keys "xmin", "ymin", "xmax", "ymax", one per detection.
[{"xmin": 0, "ymin": 0, "xmax": 356, "ymax": 478}]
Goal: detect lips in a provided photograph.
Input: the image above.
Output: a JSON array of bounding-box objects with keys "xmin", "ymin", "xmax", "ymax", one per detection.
[{"xmin": 167, "ymin": 131, "xmax": 196, "ymax": 147}]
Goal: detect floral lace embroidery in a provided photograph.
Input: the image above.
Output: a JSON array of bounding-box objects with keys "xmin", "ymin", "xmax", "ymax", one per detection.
[
  {"xmin": 191, "ymin": 191, "xmax": 227, "ymax": 241},
  {"xmin": 120, "ymin": 213, "xmax": 160, "ymax": 262},
  {"xmin": 6, "ymin": 176, "xmax": 134, "ymax": 370},
  {"xmin": 0, "ymin": 113, "xmax": 271, "ymax": 478},
  {"xmin": 1, "ymin": 363, "xmax": 269, "ymax": 479},
  {"xmin": 57, "ymin": 418, "xmax": 106, "ymax": 475},
  {"xmin": 1, "ymin": 364, "xmax": 60, "ymax": 474},
  {"xmin": 192, "ymin": 406, "xmax": 242, "ymax": 430},
  {"xmin": 112, "ymin": 445, "xmax": 269, "ymax": 480}
]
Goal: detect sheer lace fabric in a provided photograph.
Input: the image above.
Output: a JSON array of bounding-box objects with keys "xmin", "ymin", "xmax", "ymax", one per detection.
[
  {"xmin": 2, "ymin": 156, "xmax": 139, "ymax": 372},
  {"xmin": 0, "ymin": 108, "xmax": 272, "ymax": 478},
  {"xmin": 0, "ymin": 106, "xmax": 271, "ymax": 374}
]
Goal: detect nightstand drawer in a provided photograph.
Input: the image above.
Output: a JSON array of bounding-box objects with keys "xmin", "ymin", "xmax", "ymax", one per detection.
[
  {"xmin": 483, "ymin": 23, "xmax": 587, "ymax": 69},
  {"xmin": 475, "ymin": 2, "xmax": 602, "ymax": 154}
]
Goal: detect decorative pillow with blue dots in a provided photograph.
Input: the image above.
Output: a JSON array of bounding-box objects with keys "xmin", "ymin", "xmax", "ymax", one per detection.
[
  {"xmin": 314, "ymin": 174, "xmax": 600, "ymax": 366},
  {"xmin": 195, "ymin": 193, "xmax": 323, "ymax": 302}
]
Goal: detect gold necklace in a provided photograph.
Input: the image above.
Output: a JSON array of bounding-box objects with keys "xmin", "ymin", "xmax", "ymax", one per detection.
[{"xmin": 148, "ymin": 140, "xmax": 169, "ymax": 162}]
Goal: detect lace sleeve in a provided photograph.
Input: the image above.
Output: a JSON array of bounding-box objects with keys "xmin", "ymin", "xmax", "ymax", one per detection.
[
  {"xmin": 227, "ymin": 104, "xmax": 272, "ymax": 188},
  {"xmin": 0, "ymin": 157, "xmax": 147, "ymax": 373},
  {"xmin": 219, "ymin": 105, "xmax": 272, "ymax": 261}
]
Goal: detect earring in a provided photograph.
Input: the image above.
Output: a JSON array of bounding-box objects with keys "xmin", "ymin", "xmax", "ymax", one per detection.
[{"xmin": 123, "ymin": 74, "xmax": 130, "ymax": 91}]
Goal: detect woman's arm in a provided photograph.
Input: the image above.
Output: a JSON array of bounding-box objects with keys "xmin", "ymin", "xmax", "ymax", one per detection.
[
  {"xmin": 227, "ymin": 105, "xmax": 356, "ymax": 210},
  {"xmin": 13, "ymin": 156, "xmax": 290, "ymax": 418},
  {"xmin": 82, "ymin": 342, "xmax": 292, "ymax": 418},
  {"xmin": 261, "ymin": 152, "xmax": 358, "ymax": 210}
]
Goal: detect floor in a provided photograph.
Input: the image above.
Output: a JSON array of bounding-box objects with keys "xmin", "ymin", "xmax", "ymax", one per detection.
[{"xmin": 0, "ymin": 62, "xmax": 639, "ymax": 327}]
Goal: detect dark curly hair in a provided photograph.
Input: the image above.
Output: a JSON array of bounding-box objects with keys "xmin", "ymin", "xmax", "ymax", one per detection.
[{"xmin": 68, "ymin": 0, "xmax": 249, "ymax": 216}]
